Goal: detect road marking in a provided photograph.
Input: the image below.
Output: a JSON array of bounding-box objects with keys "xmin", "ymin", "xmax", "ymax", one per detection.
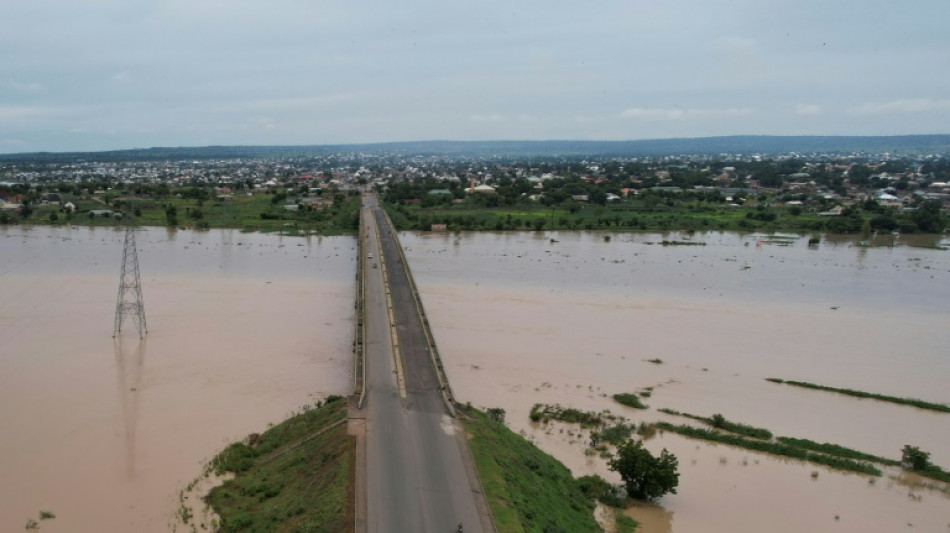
[{"xmin": 371, "ymin": 209, "xmax": 406, "ymax": 399}]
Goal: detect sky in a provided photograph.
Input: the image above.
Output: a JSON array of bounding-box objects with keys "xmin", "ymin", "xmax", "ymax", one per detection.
[{"xmin": 2, "ymin": 0, "xmax": 949, "ymax": 153}]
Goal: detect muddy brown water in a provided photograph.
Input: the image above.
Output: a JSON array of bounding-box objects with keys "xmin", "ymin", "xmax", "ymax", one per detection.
[
  {"xmin": 0, "ymin": 226, "xmax": 355, "ymax": 532},
  {"xmin": 3, "ymin": 226, "xmax": 949, "ymax": 532},
  {"xmin": 402, "ymin": 230, "xmax": 950, "ymax": 533}
]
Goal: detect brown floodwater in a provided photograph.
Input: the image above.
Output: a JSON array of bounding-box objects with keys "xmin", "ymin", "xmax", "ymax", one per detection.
[
  {"xmin": 402, "ymin": 230, "xmax": 950, "ymax": 533},
  {"xmin": 0, "ymin": 226, "xmax": 355, "ymax": 532}
]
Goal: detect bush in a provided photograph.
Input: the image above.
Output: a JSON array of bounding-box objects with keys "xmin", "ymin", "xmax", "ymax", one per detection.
[
  {"xmin": 577, "ymin": 475, "xmax": 624, "ymax": 508},
  {"xmin": 902, "ymin": 445, "xmax": 931, "ymax": 471},
  {"xmin": 613, "ymin": 393, "xmax": 647, "ymax": 409}
]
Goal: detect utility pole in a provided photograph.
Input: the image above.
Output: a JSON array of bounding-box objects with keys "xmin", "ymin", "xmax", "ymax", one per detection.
[{"xmin": 113, "ymin": 227, "xmax": 147, "ymax": 338}]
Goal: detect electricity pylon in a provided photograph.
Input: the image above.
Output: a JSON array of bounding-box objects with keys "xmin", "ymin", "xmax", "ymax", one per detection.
[{"xmin": 113, "ymin": 227, "xmax": 147, "ymax": 338}]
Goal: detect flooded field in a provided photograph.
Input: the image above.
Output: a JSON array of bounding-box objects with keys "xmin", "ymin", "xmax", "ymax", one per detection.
[
  {"xmin": 404, "ymin": 230, "xmax": 950, "ymax": 533},
  {"xmin": 0, "ymin": 226, "xmax": 355, "ymax": 532}
]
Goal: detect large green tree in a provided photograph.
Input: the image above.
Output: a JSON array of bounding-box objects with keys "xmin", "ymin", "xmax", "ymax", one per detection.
[{"xmin": 608, "ymin": 440, "xmax": 679, "ymax": 501}]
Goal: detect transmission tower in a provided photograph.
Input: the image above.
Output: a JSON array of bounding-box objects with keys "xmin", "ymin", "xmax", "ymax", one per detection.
[{"xmin": 113, "ymin": 227, "xmax": 147, "ymax": 338}]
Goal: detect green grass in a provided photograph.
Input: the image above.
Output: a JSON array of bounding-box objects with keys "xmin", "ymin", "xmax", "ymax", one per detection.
[
  {"xmin": 653, "ymin": 422, "xmax": 882, "ymax": 476},
  {"xmin": 461, "ymin": 406, "xmax": 602, "ymax": 533},
  {"xmin": 529, "ymin": 403, "xmax": 617, "ymax": 426},
  {"xmin": 206, "ymin": 397, "xmax": 353, "ymax": 533},
  {"xmin": 657, "ymin": 409, "xmax": 771, "ymax": 440},
  {"xmin": 766, "ymin": 378, "xmax": 950, "ymax": 413},
  {"xmin": 615, "ymin": 512, "xmax": 640, "ymax": 533},
  {"xmin": 383, "ymin": 201, "xmax": 836, "ymax": 234},
  {"xmin": 775, "ymin": 437, "xmax": 900, "ymax": 467},
  {"xmin": 613, "ymin": 393, "xmax": 649, "ymax": 410},
  {"xmin": 6, "ymin": 193, "xmax": 361, "ymax": 235}
]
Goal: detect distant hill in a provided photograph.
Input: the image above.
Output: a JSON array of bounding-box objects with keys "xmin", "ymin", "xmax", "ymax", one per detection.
[{"xmin": 2, "ymin": 135, "xmax": 949, "ymax": 163}]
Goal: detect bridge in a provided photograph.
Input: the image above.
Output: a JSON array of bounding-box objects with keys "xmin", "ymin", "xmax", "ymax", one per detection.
[{"xmin": 350, "ymin": 193, "xmax": 494, "ymax": 533}]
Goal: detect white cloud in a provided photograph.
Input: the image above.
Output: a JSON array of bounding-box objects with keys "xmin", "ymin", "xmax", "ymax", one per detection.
[
  {"xmin": 619, "ymin": 107, "xmax": 753, "ymax": 120},
  {"xmin": 795, "ymin": 104, "xmax": 822, "ymax": 116},
  {"xmin": 848, "ymin": 98, "xmax": 950, "ymax": 115}
]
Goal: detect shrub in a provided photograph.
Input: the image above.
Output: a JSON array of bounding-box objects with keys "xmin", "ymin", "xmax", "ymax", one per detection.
[
  {"xmin": 613, "ymin": 393, "xmax": 647, "ymax": 410},
  {"xmin": 902, "ymin": 445, "xmax": 931, "ymax": 471}
]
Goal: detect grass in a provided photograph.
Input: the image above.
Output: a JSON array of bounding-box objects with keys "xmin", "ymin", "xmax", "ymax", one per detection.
[
  {"xmin": 383, "ymin": 201, "xmax": 835, "ymax": 234},
  {"xmin": 766, "ymin": 378, "xmax": 950, "ymax": 413},
  {"xmin": 653, "ymin": 422, "xmax": 882, "ymax": 476},
  {"xmin": 613, "ymin": 393, "xmax": 649, "ymax": 410},
  {"xmin": 529, "ymin": 403, "xmax": 617, "ymax": 427},
  {"xmin": 775, "ymin": 437, "xmax": 900, "ymax": 467},
  {"xmin": 657, "ymin": 409, "xmax": 772, "ymax": 440},
  {"xmin": 461, "ymin": 406, "xmax": 602, "ymax": 533},
  {"xmin": 615, "ymin": 512, "xmax": 640, "ymax": 533},
  {"xmin": 206, "ymin": 396, "xmax": 353, "ymax": 533},
  {"xmin": 7, "ymin": 192, "xmax": 362, "ymax": 235}
]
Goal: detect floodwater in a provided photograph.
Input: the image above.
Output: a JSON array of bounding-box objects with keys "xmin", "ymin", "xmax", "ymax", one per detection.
[
  {"xmin": 0, "ymin": 226, "xmax": 355, "ymax": 532},
  {"xmin": 402, "ymin": 230, "xmax": 950, "ymax": 533}
]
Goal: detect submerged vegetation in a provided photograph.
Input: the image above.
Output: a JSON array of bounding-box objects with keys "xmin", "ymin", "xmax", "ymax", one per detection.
[
  {"xmin": 658, "ymin": 408, "xmax": 772, "ymax": 440},
  {"xmin": 901, "ymin": 445, "xmax": 950, "ymax": 484},
  {"xmin": 653, "ymin": 422, "xmax": 883, "ymax": 476},
  {"xmin": 205, "ymin": 396, "xmax": 352, "ymax": 533},
  {"xmin": 766, "ymin": 378, "xmax": 950, "ymax": 413},
  {"xmin": 613, "ymin": 393, "xmax": 649, "ymax": 410}
]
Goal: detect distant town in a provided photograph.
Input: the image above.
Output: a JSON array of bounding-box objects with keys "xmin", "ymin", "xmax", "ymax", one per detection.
[{"xmin": 1, "ymin": 139, "xmax": 948, "ymax": 235}]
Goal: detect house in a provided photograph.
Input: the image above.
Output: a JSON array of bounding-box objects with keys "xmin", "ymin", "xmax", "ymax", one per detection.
[{"xmin": 818, "ymin": 206, "xmax": 844, "ymax": 216}]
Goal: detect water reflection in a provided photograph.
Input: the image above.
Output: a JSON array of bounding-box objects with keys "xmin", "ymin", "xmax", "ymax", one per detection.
[{"xmin": 114, "ymin": 337, "xmax": 145, "ymax": 479}]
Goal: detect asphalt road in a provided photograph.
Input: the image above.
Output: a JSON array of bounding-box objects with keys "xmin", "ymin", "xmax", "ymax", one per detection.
[{"xmin": 361, "ymin": 194, "xmax": 491, "ymax": 533}]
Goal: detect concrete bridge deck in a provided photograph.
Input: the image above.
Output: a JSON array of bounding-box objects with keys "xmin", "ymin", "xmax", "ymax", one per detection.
[{"xmin": 353, "ymin": 193, "xmax": 494, "ymax": 533}]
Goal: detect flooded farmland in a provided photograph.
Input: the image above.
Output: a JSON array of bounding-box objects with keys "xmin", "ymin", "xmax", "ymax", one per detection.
[
  {"xmin": 403, "ymin": 230, "xmax": 950, "ymax": 533},
  {"xmin": 0, "ymin": 226, "xmax": 355, "ymax": 532}
]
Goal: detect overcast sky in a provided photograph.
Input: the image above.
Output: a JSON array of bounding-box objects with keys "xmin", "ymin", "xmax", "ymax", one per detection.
[{"xmin": 2, "ymin": 0, "xmax": 949, "ymax": 153}]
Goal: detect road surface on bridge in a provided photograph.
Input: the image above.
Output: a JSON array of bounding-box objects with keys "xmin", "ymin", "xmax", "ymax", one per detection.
[{"xmin": 360, "ymin": 193, "xmax": 492, "ymax": 533}]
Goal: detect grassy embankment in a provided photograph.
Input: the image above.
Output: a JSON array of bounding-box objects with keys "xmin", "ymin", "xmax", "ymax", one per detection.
[
  {"xmin": 461, "ymin": 406, "xmax": 613, "ymax": 533},
  {"xmin": 765, "ymin": 378, "xmax": 950, "ymax": 414},
  {"xmin": 11, "ymin": 193, "xmax": 361, "ymax": 235},
  {"xmin": 204, "ymin": 396, "xmax": 353, "ymax": 533}
]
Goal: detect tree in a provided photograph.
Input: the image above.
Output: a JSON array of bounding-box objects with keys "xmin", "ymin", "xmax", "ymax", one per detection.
[
  {"xmin": 911, "ymin": 199, "xmax": 944, "ymax": 233},
  {"xmin": 901, "ymin": 445, "xmax": 931, "ymax": 471},
  {"xmin": 608, "ymin": 440, "xmax": 679, "ymax": 501}
]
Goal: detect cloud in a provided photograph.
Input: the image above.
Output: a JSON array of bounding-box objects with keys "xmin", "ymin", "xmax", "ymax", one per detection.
[
  {"xmin": 619, "ymin": 107, "xmax": 753, "ymax": 120},
  {"xmin": 8, "ymin": 80, "xmax": 45, "ymax": 92},
  {"xmin": 848, "ymin": 98, "xmax": 950, "ymax": 115},
  {"xmin": 713, "ymin": 36, "xmax": 759, "ymax": 60},
  {"xmin": 468, "ymin": 114, "xmax": 507, "ymax": 122},
  {"xmin": 795, "ymin": 104, "xmax": 822, "ymax": 116},
  {"xmin": 0, "ymin": 105, "xmax": 58, "ymax": 121}
]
